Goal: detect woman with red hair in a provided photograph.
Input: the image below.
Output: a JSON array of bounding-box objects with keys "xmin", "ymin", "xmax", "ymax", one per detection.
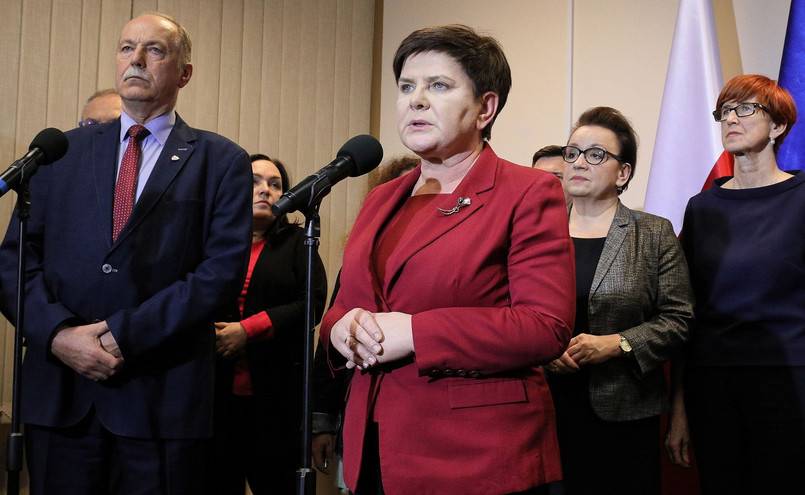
[{"xmin": 668, "ymin": 74, "xmax": 805, "ymax": 493}]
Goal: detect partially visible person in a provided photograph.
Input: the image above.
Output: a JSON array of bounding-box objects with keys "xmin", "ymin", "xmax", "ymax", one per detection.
[
  {"xmin": 532, "ymin": 144, "xmax": 564, "ymax": 176},
  {"xmin": 78, "ymin": 88, "xmax": 122, "ymax": 126},
  {"xmin": 0, "ymin": 13, "xmax": 253, "ymax": 495},
  {"xmin": 368, "ymin": 154, "xmax": 420, "ymax": 190},
  {"xmin": 546, "ymin": 106, "xmax": 693, "ymax": 494},
  {"xmin": 211, "ymin": 154, "xmax": 327, "ymax": 494},
  {"xmin": 669, "ymin": 74, "xmax": 805, "ymax": 494},
  {"xmin": 532, "ymin": 145, "xmax": 570, "ymax": 206},
  {"xmin": 311, "ymin": 153, "xmax": 419, "ymax": 493},
  {"xmin": 321, "ymin": 24, "xmax": 575, "ymax": 495}
]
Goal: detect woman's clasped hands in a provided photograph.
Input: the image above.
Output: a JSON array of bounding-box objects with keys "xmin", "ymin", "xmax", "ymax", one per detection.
[
  {"xmin": 332, "ymin": 308, "xmax": 414, "ymax": 370},
  {"xmin": 548, "ymin": 333, "xmax": 621, "ymax": 373}
]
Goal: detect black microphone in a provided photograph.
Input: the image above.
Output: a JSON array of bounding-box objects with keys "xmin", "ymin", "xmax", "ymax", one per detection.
[
  {"xmin": 0, "ymin": 127, "xmax": 69, "ymax": 196},
  {"xmin": 272, "ymin": 134, "xmax": 383, "ymax": 216}
]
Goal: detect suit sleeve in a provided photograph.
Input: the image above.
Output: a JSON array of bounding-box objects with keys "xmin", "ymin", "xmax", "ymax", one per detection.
[
  {"xmin": 412, "ymin": 176, "xmax": 575, "ymax": 375},
  {"xmin": 0, "ymin": 164, "xmax": 78, "ymax": 353},
  {"xmin": 619, "ymin": 218, "xmax": 694, "ymax": 376}
]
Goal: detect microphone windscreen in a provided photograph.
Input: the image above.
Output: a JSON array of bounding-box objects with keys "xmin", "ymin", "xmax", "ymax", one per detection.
[
  {"xmin": 337, "ymin": 134, "xmax": 384, "ymax": 177},
  {"xmin": 30, "ymin": 127, "xmax": 69, "ymax": 165}
]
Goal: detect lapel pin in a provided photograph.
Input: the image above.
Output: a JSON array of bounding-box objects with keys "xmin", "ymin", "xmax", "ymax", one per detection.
[
  {"xmin": 171, "ymin": 155, "xmax": 180, "ymax": 161},
  {"xmin": 437, "ymin": 197, "xmax": 471, "ymax": 216}
]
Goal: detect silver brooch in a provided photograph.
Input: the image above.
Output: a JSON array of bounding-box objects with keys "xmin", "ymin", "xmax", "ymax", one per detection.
[{"xmin": 437, "ymin": 197, "xmax": 471, "ymax": 215}]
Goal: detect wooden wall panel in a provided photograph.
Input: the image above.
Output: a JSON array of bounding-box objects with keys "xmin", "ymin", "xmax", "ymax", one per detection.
[
  {"xmin": 217, "ymin": 0, "xmax": 245, "ymax": 144},
  {"xmin": 49, "ymin": 2, "xmax": 84, "ymax": 128},
  {"xmin": 0, "ymin": 0, "xmax": 22, "ymax": 427},
  {"xmin": 237, "ymin": 0, "xmax": 265, "ymax": 153}
]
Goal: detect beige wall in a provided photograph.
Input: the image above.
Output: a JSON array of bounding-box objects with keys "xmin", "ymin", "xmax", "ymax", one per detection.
[{"xmin": 378, "ymin": 0, "xmax": 791, "ymax": 210}]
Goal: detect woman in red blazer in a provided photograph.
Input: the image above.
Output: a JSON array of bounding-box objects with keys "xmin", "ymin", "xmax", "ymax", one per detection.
[{"xmin": 320, "ymin": 25, "xmax": 575, "ymax": 495}]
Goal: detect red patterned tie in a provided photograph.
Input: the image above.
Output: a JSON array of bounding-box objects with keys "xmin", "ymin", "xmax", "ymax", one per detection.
[{"xmin": 112, "ymin": 125, "xmax": 150, "ymax": 241}]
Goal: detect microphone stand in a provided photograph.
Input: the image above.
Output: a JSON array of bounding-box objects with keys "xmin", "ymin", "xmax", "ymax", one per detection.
[
  {"xmin": 6, "ymin": 181, "xmax": 33, "ymax": 495},
  {"xmin": 296, "ymin": 201, "xmax": 322, "ymax": 495}
]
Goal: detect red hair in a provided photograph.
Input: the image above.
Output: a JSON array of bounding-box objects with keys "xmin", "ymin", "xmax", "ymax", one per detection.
[{"xmin": 716, "ymin": 74, "xmax": 798, "ymax": 153}]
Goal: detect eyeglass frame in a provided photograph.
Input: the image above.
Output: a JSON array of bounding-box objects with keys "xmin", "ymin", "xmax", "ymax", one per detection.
[
  {"xmin": 712, "ymin": 102, "xmax": 769, "ymax": 122},
  {"xmin": 560, "ymin": 145, "xmax": 625, "ymax": 166}
]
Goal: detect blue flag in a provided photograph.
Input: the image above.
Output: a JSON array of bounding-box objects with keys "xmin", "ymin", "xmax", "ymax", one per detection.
[{"xmin": 778, "ymin": 0, "xmax": 805, "ymax": 171}]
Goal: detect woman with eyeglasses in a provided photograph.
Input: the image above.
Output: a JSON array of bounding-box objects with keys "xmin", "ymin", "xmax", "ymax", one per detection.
[
  {"xmin": 667, "ymin": 74, "xmax": 805, "ymax": 493},
  {"xmin": 546, "ymin": 106, "xmax": 694, "ymax": 494}
]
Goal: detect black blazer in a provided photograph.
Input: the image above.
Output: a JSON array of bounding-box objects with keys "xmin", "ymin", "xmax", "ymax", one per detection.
[{"xmin": 216, "ymin": 226, "xmax": 327, "ymax": 418}]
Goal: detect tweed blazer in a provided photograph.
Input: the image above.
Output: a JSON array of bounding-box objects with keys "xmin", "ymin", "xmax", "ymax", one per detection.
[{"xmin": 584, "ymin": 201, "xmax": 693, "ymax": 421}]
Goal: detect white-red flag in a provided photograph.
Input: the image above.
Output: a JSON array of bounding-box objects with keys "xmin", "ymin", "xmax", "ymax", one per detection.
[{"xmin": 644, "ymin": 0, "xmax": 728, "ymax": 234}]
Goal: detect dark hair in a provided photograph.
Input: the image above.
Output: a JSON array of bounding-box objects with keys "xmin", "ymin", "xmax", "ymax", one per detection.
[
  {"xmin": 531, "ymin": 145, "xmax": 563, "ymax": 167},
  {"xmin": 393, "ymin": 24, "xmax": 512, "ymax": 141},
  {"xmin": 716, "ymin": 74, "xmax": 798, "ymax": 154},
  {"xmin": 249, "ymin": 153, "xmax": 299, "ymax": 238},
  {"xmin": 369, "ymin": 154, "xmax": 420, "ymax": 190},
  {"xmin": 570, "ymin": 107, "xmax": 638, "ymax": 194}
]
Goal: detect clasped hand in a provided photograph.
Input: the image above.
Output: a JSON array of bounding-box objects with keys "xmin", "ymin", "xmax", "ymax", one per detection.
[
  {"xmin": 215, "ymin": 321, "xmax": 247, "ymax": 358},
  {"xmin": 331, "ymin": 308, "xmax": 413, "ymax": 370},
  {"xmin": 50, "ymin": 320, "xmax": 124, "ymax": 381},
  {"xmin": 547, "ymin": 333, "xmax": 621, "ymax": 374}
]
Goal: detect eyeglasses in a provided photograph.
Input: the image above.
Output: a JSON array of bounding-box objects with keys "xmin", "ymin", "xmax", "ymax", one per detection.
[
  {"xmin": 712, "ymin": 102, "xmax": 768, "ymax": 122},
  {"xmin": 561, "ymin": 145, "xmax": 624, "ymax": 166},
  {"xmin": 78, "ymin": 119, "xmax": 99, "ymax": 127}
]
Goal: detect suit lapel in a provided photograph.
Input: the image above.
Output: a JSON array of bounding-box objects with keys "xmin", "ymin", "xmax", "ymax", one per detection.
[
  {"xmin": 113, "ymin": 115, "xmax": 196, "ymax": 245},
  {"xmin": 92, "ymin": 121, "xmax": 123, "ymax": 248},
  {"xmin": 353, "ymin": 167, "xmax": 420, "ymax": 312},
  {"xmin": 590, "ymin": 201, "xmax": 630, "ymax": 296},
  {"xmin": 379, "ymin": 146, "xmax": 497, "ymax": 297}
]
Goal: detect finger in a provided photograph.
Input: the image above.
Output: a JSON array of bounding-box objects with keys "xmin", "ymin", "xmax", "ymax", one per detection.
[
  {"xmin": 665, "ymin": 443, "xmax": 678, "ymax": 464},
  {"xmin": 96, "ymin": 349, "xmax": 123, "ymax": 370},
  {"xmin": 348, "ymin": 339, "xmax": 376, "ymax": 369},
  {"xmin": 559, "ymin": 353, "xmax": 580, "ymax": 370},
  {"xmin": 110, "ymin": 357, "xmax": 125, "ymax": 372},
  {"xmin": 353, "ymin": 326, "xmax": 382, "ymax": 354},
  {"xmin": 354, "ymin": 310, "xmax": 383, "ymax": 341},
  {"xmin": 345, "ymin": 333, "xmax": 375, "ymax": 365},
  {"xmin": 680, "ymin": 441, "xmax": 690, "ymax": 466}
]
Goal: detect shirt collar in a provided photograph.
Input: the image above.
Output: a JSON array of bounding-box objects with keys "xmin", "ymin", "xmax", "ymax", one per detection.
[{"xmin": 119, "ymin": 110, "xmax": 176, "ymax": 146}]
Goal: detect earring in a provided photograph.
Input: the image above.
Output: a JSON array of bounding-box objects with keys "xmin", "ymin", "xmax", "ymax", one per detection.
[{"xmin": 771, "ymin": 138, "xmax": 776, "ymax": 145}]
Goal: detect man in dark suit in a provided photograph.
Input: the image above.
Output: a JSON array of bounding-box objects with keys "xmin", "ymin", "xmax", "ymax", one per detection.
[{"xmin": 0, "ymin": 12, "xmax": 252, "ymax": 494}]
